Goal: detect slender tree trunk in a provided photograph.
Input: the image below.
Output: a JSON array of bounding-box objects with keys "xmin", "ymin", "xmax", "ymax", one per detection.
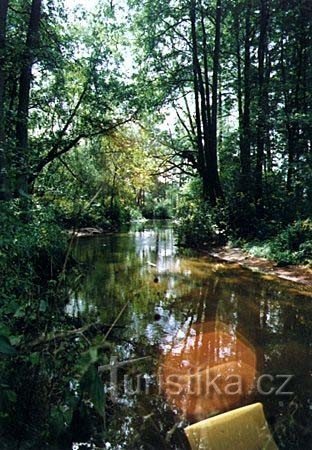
[
  {"xmin": 16, "ymin": 0, "xmax": 42, "ymax": 194},
  {"xmin": 197, "ymin": 38, "xmax": 212, "ymax": 202},
  {"xmin": 210, "ymin": 0, "xmax": 224, "ymax": 202},
  {"xmin": 255, "ymin": 0, "xmax": 269, "ymax": 217},
  {"xmin": 280, "ymin": 36, "xmax": 294, "ymax": 194},
  {"xmin": 293, "ymin": 33, "xmax": 305, "ymax": 204},
  {"xmin": 238, "ymin": 1, "xmax": 252, "ymax": 195},
  {"xmin": 265, "ymin": 53, "xmax": 272, "ymax": 173},
  {"xmin": 0, "ymin": 0, "xmax": 9, "ymax": 200},
  {"xmin": 190, "ymin": 0, "xmax": 210, "ymax": 201},
  {"xmin": 235, "ymin": 10, "xmax": 243, "ymax": 138},
  {"xmin": 200, "ymin": 2, "xmax": 211, "ymax": 130},
  {"xmin": 218, "ymin": 74, "xmax": 223, "ymax": 151}
]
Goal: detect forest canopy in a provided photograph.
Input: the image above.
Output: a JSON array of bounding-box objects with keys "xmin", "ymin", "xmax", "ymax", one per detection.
[{"xmin": 0, "ymin": 0, "xmax": 310, "ymax": 232}]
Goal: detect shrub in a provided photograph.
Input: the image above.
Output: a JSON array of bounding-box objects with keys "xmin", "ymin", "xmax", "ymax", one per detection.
[
  {"xmin": 0, "ymin": 199, "xmax": 108, "ymax": 448},
  {"xmin": 270, "ymin": 220, "xmax": 312, "ymax": 265},
  {"xmin": 127, "ymin": 207, "xmax": 145, "ymax": 222},
  {"xmin": 0, "ymin": 200, "xmax": 67, "ymax": 290},
  {"xmin": 176, "ymin": 200, "xmax": 228, "ymax": 248},
  {"xmin": 228, "ymin": 192, "xmax": 258, "ymax": 238},
  {"xmin": 244, "ymin": 220, "xmax": 312, "ymax": 265}
]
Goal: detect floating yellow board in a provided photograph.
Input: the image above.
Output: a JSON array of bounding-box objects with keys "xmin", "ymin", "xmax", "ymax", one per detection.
[{"xmin": 185, "ymin": 403, "xmax": 278, "ymax": 450}]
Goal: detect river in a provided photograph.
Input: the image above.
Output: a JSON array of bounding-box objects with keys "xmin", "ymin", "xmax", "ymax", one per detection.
[{"xmin": 69, "ymin": 221, "xmax": 311, "ymax": 449}]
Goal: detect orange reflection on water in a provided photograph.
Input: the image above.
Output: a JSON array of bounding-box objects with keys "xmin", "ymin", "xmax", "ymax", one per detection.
[{"xmin": 160, "ymin": 322, "xmax": 257, "ymax": 422}]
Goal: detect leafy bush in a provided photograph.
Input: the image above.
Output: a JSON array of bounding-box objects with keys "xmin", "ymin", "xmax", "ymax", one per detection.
[
  {"xmin": 0, "ymin": 199, "xmax": 109, "ymax": 447},
  {"xmin": 270, "ymin": 219, "xmax": 312, "ymax": 265},
  {"xmin": 0, "ymin": 200, "xmax": 67, "ymax": 294},
  {"xmin": 244, "ymin": 220, "xmax": 312, "ymax": 265},
  {"xmin": 106, "ymin": 201, "xmax": 131, "ymax": 227},
  {"xmin": 176, "ymin": 200, "xmax": 228, "ymax": 248},
  {"xmin": 127, "ymin": 206, "xmax": 145, "ymax": 222}
]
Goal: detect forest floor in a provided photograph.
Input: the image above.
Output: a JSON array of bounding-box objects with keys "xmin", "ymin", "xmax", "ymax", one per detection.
[{"xmin": 207, "ymin": 246, "xmax": 312, "ymax": 287}]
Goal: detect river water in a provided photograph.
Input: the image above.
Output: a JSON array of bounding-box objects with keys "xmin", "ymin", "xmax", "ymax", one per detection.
[{"xmin": 70, "ymin": 221, "xmax": 311, "ymax": 449}]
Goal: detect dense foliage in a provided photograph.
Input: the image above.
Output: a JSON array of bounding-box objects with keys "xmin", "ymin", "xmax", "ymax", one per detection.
[
  {"xmin": 243, "ymin": 219, "xmax": 312, "ymax": 266},
  {"xmin": 131, "ymin": 0, "xmax": 311, "ymax": 254},
  {"xmin": 0, "ymin": 0, "xmax": 311, "ymax": 447},
  {"xmin": 0, "ymin": 199, "xmax": 116, "ymax": 448}
]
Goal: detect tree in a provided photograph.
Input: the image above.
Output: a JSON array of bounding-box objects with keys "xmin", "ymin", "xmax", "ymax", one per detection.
[
  {"xmin": 190, "ymin": 0, "xmax": 224, "ymax": 205},
  {"xmin": 131, "ymin": 0, "xmax": 224, "ymax": 206},
  {"xmin": 0, "ymin": 0, "xmax": 9, "ymax": 200},
  {"xmin": 255, "ymin": 0, "xmax": 269, "ymax": 216},
  {"xmin": 234, "ymin": 0, "xmax": 252, "ymax": 197},
  {"xmin": 15, "ymin": 0, "xmax": 43, "ymax": 194},
  {"xmin": 0, "ymin": 0, "xmax": 140, "ymax": 198}
]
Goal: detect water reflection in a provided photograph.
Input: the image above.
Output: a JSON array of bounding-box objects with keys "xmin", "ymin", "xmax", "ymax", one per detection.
[
  {"xmin": 160, "ymin": 321, "xmax": 257, "ymax": 422},
  {"xmin": 71, "ymin": 222, "xmax": 312, "ymax": 449}
]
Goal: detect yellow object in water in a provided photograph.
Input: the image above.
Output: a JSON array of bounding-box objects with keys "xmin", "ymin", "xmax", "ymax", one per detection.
[{"xmin": 185, "ymin": 403, "xmax": 278, "ymax": 450}]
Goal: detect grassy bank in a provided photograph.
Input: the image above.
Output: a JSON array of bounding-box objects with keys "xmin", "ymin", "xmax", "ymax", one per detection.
[
  {"xmin": 176, "ymin": 199, "xmax": 312, "ymax": 267},
  {"xmin": 236, "ymin": 220, "xmax": 312, "ymax": 266}
]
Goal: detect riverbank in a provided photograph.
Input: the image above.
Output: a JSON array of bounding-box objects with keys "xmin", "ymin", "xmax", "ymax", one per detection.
[
  {"xmin": 69, "ymin": 226, "xmax": 108, "ymax": 237},
  {"xmin": 207, "ymin": 246, "xmax": 312, "ymax": 287},
  {"xmin": 70, "ymin": 226, "xmax": 312, "ymax": 286}
]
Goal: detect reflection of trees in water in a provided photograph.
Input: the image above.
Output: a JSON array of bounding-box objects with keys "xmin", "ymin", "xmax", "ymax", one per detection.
[
  {"xmin": 158, "ymin": 271, "xmax": 311, "ymax": 445},
  {"xmin": 68, "ymin": 228, "xmax": 311, "ymax": 448}
]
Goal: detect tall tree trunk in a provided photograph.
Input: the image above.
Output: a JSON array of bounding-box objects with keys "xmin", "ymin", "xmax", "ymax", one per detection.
[
  {"xmin": 293, "ymin": 31, "xmax": 305, "ymax": 205},
  {"xmin": 237, "ymin": 1, "xmax": 251, "ymax": 196},
  {"xmin": 255, "ymin": 0, "xmax": 269, "ymax": 217},
  {"xmin": 0, "ymin": 0, "xmax": 9, "ymax": 200},
  {"xmin": 264, "ymin": 52, "xmax": 272, "ymax": 174},
  {"xmin": 190, "ymin": 1, "xmax": 207, "ymax": 199},
  {"xmin": 235, "ymin": 10, "xmax": 243, "ymax": 141},
  {"xmin": 199, "ymin": 2, "xmax": 215, "ymax": 203},
  {"xmin": 196, "ymin": 27, "xmax": 212, "ymax": 203},
  {"xmin": 190, "ymin": 0, "xmax": 223, "ymax": 206},
  {"xmin": 210, "ymin": 0, "xmax": 224, "ymax": 203},
  {"xmin": 16, "ymin": 0, "xmax": 42, "ymax": 194},
  {"xmin": 280, "ymin": 36, "xmax": 294, "ymax": 195},
  {"xmin": 200, "ymin": 2, "xmax": 211, "ymax": 131}
]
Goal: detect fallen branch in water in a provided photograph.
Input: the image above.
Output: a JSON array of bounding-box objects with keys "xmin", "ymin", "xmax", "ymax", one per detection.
[{"xmin": 24, "ymin": 322, "xmax": 123, "ymax": 349}]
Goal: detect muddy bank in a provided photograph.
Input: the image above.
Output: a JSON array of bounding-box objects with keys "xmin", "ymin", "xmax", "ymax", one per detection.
[{"xmin": 208, "ymin": 246, "xmax": 312, "ymax": 287}]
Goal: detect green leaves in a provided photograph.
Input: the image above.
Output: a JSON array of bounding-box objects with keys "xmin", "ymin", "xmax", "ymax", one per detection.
[
  {"xmin": 80, "ymin": 364, "xmax": 105, "ymax": 417},
  {"xmin": 0, "ymin": 384, "xmax": 17, "ymax": 413},
  {"xmin": 75, "ymin": 346, "xmax": 99, "ymax": 378},
  {"xmin": 39, "ymin": 299, "xmax": 48, "ymax": 313},
  {"xmin": 29, "ymin": 352, "xmax": 40, "ymax": 365},
  {"xmin": 0, "ymin": 335, "xmax": 17, "ymax": 355}
]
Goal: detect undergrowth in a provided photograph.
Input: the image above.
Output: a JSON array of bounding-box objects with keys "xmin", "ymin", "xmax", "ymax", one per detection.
[
  {"xmin": 243, "ymin": 220, "xmax": 312, "ymax": 266},
  {"xmin": 0, "ymin": 199, "xmax": 110, "ymax": 449}
]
